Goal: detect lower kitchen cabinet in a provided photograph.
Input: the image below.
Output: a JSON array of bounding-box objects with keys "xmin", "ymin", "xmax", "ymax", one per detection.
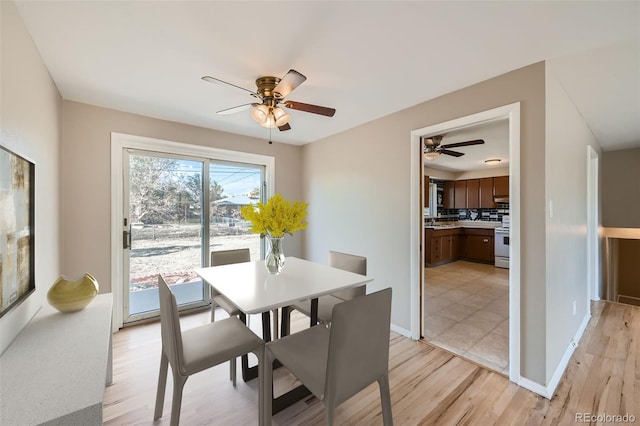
[
  {"xmin": 426, "ymin": 227, "xmax": 494, "ymax": 267},
  {"xmin": 425, "ymin": 228, "xmax": 463, "ymax": 267},
  {"xmin": 462, "ymin": 228, "xmax": 494, "ymax": 263}
]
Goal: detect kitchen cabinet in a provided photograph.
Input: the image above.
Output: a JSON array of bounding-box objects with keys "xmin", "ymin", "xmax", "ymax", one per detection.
[
  {"xmin": 466, "ymin": 179, "xmax": 480, "ymax": 209},
  {"xmin": 462, "ymin": 228, "xmax": 494, "ymax": 264},
  {"xmin": 425, "ymin": 228, "xmax": 463, "ymax": 267},
  {"xmin": 454, "ymin": 180, "xmax": 466, "ymax": 208},
  {"xmin": 479, "ymin": 177, "xmax": 496, "ymax": 208},
  {"xmin": 494, "ymin": 175, "xmax": 509, "ymax": 197},
  {"xmin": 443, "ymin": 181, "xmax": 455, "ymax": 209}
]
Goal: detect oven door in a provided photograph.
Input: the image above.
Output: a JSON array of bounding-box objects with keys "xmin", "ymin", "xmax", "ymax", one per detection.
[{"xmin": 494, "ymin": 229, "xmax": 509, "ymax": 268}]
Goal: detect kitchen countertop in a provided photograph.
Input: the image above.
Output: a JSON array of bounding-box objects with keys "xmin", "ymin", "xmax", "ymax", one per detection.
[{"xmin": 424, "ymin": 220, "xmax": 501, "ymax": 230}]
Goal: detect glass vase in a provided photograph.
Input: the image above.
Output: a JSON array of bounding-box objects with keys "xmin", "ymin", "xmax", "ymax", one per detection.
[{"xmin": 265, "ymin": 236, "xmax": 285, "ymax": 274}]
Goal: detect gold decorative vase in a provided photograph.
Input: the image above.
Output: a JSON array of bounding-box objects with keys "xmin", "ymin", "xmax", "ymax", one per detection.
[{"xmin": 47, "ymin": 273, "xmax": 99, "ymax": 313}]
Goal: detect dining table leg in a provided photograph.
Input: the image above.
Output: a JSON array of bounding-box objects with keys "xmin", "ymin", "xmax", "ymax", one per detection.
[
  {"xmin": 310, "ymin": 298, "xmax": 319, "ymax": 327},
  {"xmin": 240, "ymin": 301, "xmax": 318, "ymax": 414}
]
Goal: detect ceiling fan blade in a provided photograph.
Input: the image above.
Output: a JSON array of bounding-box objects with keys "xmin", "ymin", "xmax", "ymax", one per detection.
[
  {"xmin": 284, "ymin": 101, "xmax": 336, "ymax": 117},
  {"xmin": 440, "ymin": 149, "xmax": 465, "ymax": 157},
  {"xmin": 278, "ymin": 123, "xmax": 291, "ymax": 131},
  {"xmin": 441, "ymin": 139, "xmax": 485, "ymax": 149},
  {"xmin": 216, "ymin": 103, "xmax": 258, "ymax": 115},
  {"xmin": 202, "ymin": 76, "xmax": 257, "ymax": 96},
  {"xmin": 273, "ymin": 69, "xmax": 307, "ymax": 98}
]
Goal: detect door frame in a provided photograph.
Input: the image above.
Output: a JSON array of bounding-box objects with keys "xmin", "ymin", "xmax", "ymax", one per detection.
[
  {"xmin": 586, "ymin": 145, "xmax": 600, "ymax": 301},
  {"xmin": 110, "ymin": 132, "xmax": 275, "ymax": 331},
  {"xmin": 409, "ymin": 102, "xmax": 521, "ymax": 382}
]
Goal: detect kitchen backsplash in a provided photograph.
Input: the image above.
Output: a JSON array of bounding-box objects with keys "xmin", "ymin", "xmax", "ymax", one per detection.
[{"xmin": 436, "ymin": 204, "xmax": 510, "ymax": 222}]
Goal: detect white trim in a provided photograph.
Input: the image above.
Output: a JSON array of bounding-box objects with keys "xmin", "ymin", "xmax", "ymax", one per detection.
[
  {"xmin": 390, "ymin": 323, "xmax": 412, "ymax": 338},
  {"xmin": 587, "ymin": 146, "xmax": 601, "ymax": 301},
  {"xmin": 518, "ymin": 377, "xmax": 552, "ymax": 399},
  {"xmin": 110, "ymin": 132, "xmax": 275, "ymax": 330},
  {"xmin": 409, "ymin": 102, "xmax": 521, "ymax": 383},
  {"xmin": 519, "ymin": 311, "xmax": 591, "ymax": 399},
  {"xmin": 409, "ymin": 132, "xmax": 422, "ymax": 340}
]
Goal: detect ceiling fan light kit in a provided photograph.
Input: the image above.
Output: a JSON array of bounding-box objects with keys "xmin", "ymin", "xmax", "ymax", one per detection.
[
  {"xmin": 424, "ymin": 149, "xmax": 440, "ymax": 160},
  {"xmin": 251, "ymin": 104, "xmax": 291, "ymax": 128},
  {"xmin": 202, "ymin": 69, "xmax": 335, "ymax": 136}
]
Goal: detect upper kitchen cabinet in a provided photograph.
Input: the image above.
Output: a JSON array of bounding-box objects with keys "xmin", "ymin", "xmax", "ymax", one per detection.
[
  {"xmin": 443, "ymin": 181, "xmax": 455, "ymax": 209},
  {"xmin": 494, "ymin": 175, "xmax": 509, "ymax": 198},
  {"xmin": 454, "ymin": 180, "xmax": 466, "ymax": 208},
  {"xmin": 466, "ymin": 179, "xmax": 480, "ymax": 209},
  {"xmin": 479, "ymin": 177, "xmax": 496, "ymax": 208}
]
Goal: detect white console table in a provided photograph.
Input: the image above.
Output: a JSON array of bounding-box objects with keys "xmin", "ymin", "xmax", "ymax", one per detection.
[{"xmin": 0, "ymin": 293, "xmax": 113, "ymax": 425}]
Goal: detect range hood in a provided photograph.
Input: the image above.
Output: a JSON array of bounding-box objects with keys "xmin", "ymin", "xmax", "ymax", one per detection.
[{"xmin": 494, "ymin": 195, "xmax": 509, "ymax": 203}]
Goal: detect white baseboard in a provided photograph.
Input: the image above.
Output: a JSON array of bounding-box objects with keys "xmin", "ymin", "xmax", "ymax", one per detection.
[
  {"xmin": 519, "ymin": 376, "xmax": 551, "ymax": 398},
  {"xmin": 519, "ymin": 312, "xmax": 591, "ymax": 399},
  {"xmin": 390, "ymin": 323, "xmax": 413, "ymax": 339}
]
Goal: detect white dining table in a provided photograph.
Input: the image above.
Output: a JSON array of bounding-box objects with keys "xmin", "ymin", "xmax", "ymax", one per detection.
[
  {"xmin": 194, "ymin": 256, "xmax": 373, "ymax": 413},
  {"xmin": 195, "ymin": 256, "xmax": 373, "ymax": 317}
]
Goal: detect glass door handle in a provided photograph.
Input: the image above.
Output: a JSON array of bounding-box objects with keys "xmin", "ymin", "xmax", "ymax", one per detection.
[{"xmin": 123, "ymin": 227, "xmax": 132, "ymax": 249}]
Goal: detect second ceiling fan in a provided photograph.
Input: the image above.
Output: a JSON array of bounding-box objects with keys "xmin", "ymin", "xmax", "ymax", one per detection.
[
  {"xmin": 423, "ymin": 135, "xmax": 485, "ymax": 160},
  {"xmin": 202, "ymin": 69, "xmax": 335, "ymax": 132}
]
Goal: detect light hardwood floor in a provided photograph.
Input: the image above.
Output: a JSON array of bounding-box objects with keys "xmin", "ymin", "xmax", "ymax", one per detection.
[{"xmin": 104, "ymin": 300, "xmax": 639, "ymax": 425}]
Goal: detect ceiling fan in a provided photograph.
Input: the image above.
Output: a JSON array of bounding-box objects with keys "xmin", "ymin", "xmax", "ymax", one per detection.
[
  {"xmin": 423, "ymin": 135, "xmax": 485, "ymax": 160},
  {"xmin": 202, "ymin": 69, "xmax": 335, "ymax": 133}
]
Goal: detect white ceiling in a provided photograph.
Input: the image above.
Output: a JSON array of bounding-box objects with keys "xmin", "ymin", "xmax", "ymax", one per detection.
[
  {"xmin": 14, "ymin": 1, "xmax": 640, "ymax": 149},
  {"xmin": 423, "ymin": 120, "xmax": 509, "ymax": 173}
]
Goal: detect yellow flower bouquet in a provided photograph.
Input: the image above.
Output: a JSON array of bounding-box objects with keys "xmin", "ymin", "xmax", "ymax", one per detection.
[
  {"xmin": 241, "ymin": 194, "xmax": 308, "ymax": 274},
  {"xmin": 240, "ymin": 193, "xmax": 308, "ymax": 238}
]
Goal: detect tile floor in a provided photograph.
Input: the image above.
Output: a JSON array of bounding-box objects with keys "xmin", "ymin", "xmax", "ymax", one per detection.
[{"xmin": 423, "ymin": 260, "xmax": 510, "ymax": 374}]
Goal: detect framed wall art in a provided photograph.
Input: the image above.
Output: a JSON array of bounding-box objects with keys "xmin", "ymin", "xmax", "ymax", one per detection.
[{"xmin": 0, "ymin": 145, "xmax": 35, "ymax": 318}]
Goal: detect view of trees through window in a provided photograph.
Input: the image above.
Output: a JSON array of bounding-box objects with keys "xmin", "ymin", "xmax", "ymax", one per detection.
[{"xmin": 127, "ymin": 153, "xmax": 262, "ymax": 310}]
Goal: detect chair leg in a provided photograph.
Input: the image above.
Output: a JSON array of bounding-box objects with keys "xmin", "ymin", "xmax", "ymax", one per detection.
[
  {"xmin": 378, "ymin": 374, "xmax": 393, "ymax": 426},
  {"xmin": 271, "ymin": 309, "xmax": 279, "ymax": 341},
  {"xmin": 254, "ymin": 345, "xmax": 266, "ymax": 426},
  {"xmin": 170, "ymin": 373, "xmax": 187, "ymax": 426},
  {"xmin": 153, "ymin": 352, "xmax": 169, "ymax": 420},
  {"xmin": 263, "ymin": 348, "xmax": 274, "ymax": 426},
  {"xmin": 210, "ymin": 301, "xmax": 217, "ymax": 322},
  {"xmin": 325, "ymin": 404, "xmax": 335, "ymax": 426}
]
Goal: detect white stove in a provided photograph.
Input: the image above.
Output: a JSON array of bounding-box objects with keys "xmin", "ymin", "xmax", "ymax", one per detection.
[{"xmin": 495, "ymin": 216, "xmax": 510, "ymax": 268}]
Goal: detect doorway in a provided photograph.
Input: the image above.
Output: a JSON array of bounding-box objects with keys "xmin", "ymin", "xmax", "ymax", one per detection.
[
  {"xmin": 409, "ymin": 103, "xmax": 521, "ymax": 382},
  {"xmin": 111, "ymin": 133, "xmax": 274, "ymax": 330}
]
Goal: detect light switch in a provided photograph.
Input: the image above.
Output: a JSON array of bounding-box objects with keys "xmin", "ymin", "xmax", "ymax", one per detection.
[{"xmin": 549, "ymin": 200, "xmax": 554, "ymax": 218}]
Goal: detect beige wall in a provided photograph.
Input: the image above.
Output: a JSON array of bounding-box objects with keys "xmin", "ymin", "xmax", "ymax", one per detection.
[
  {"xmin": 0, "ymin": 1, "xmax": 62, "ymax": 353},
  {"xmin": 60, "ymin": 101, "xmax": 303, "ymax": 294},
  {"xmin": 601, "ymin": 148, "xmax": 640, "ymax": 228},
  {"xmin": 301, "ymin": 62, "xmax": 548, "ymax": 384},
  {"xmin": 544, "ymin": 64, "xmax": 600, "ymax": 383}
]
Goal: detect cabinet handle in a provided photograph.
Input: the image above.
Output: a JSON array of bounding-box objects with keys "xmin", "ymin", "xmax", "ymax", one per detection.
[{"xmin": 483, "ymin": 238, "xmax": 489, "ymax": 243}]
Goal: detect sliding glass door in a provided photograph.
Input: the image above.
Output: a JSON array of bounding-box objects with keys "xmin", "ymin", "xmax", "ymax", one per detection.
[{"xmin": 123, "ymin": 150, "xmax": 264, "ymax": 323}]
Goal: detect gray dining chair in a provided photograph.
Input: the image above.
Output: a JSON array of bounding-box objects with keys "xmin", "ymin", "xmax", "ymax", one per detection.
[
  {"xmin": 210, "ymin": 248, "xmax": 250, "ymax": 322},
  {"xmin": 210, "ymin": 248, "xmax": 251, "ymax": 384},
  {"xmin": 288, "ymin": 251, "xmax": 367, "ymax": 325},
  {"xmin": 264, "ymin": 287, "xmax": 393, "ymax": 426},
  {"xmin": 154, "ymin": 275, "xmax": 265, "ymax": 426}
]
